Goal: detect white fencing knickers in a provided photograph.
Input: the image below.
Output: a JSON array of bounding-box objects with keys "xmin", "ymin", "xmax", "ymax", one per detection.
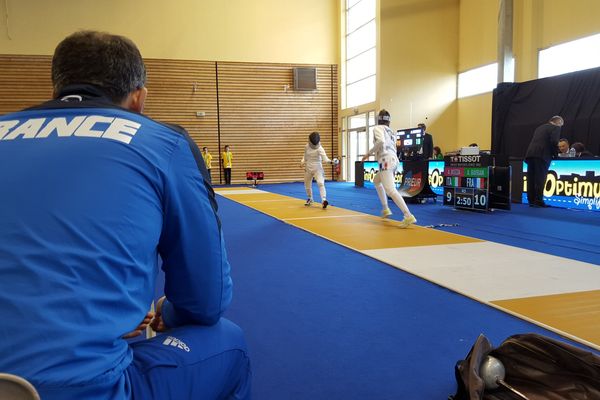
[
  {"xmin": 373, "ymin": 168, "xmax": 410, "ymax": 217},
  {"xmin": 304, "ymin": 168, "xmax": 326, "ymax": 201}
]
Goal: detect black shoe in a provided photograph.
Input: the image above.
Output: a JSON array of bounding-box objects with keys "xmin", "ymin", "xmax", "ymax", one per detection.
[{"xmin": 322, "ymin": 200, "xmax": 329, "ymax": 209}]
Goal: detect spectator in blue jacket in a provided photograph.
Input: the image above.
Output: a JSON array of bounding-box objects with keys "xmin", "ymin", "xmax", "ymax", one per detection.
[{"xmin": 0, "ymin": 30, "xmax": 250, "ymax": 400}]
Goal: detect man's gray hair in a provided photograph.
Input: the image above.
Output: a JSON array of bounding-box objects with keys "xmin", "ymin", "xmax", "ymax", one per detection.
[{"xmin": 52, "ymin": 31, "xmax": 146, "ymax": 103}]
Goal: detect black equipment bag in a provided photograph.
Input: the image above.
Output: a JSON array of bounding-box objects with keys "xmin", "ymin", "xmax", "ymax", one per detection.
[{"xmin": 449, "ymin": 333, "xmax": 600, "ymax": 400}]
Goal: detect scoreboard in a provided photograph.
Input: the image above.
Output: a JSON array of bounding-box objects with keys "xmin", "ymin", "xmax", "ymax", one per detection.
[
  {"xmin": 443, "ymin": 167, "xmax": 489, "ymax": 210},
  {"xmin": 443, "ymin": 154, "xmax": 492, "ymax": 211}
]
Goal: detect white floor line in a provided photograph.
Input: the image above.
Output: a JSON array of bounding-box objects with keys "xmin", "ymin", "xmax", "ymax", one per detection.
[
  {"xmin": 216, "ymin": 189, "xmax": 266, "ymax": 195},
  {"xmin": 284, "ymin": 214, "xmax": 368, "ymax": 221},
  {"xmin": 223, "ymin": 188, "xmax": 600, "ymax": 350},
  {"xmin": 363, "ymin": 242, "xmax": 600, "ymax": 301},
  {"xmin": 239, "ymin": 199, "xmax": 292, "ymax": 203}
]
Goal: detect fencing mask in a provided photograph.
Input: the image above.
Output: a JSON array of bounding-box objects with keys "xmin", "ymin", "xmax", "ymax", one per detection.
[
  {"xmin": 377, "ymin": 109, "xmax": 391, "ymax": 125},
  {"xmin": 309, "ymin": 131, "xmax": 320, "ymax": 148}
]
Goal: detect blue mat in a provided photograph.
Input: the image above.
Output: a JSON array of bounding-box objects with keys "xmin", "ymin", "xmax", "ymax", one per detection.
[
  {"xmin": 218, "ymin": 184, "xmax": 599, "ymax": 400},
  {"xmin": 254, "ymin": 182, "xmax": 600, "ymax": 265}
]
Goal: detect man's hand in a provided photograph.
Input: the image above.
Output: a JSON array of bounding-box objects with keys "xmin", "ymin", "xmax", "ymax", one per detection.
[
  {"xmin": 149, "ymin": 296, "xmax": 168, "ymax": 333},
  {"xmin": 122, "ymin": 311, "xmax": 154, "ymax": 339}
]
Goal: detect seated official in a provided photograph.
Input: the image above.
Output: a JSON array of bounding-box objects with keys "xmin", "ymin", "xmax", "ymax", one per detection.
[
  {"xmin": 433, "ymin": 146, "xmax": 443, "ymax": 160},
  {"xmin": 571, "ymin": 142, "xmax": 594, "ymax": 158},
  {"xmin": 0, "ymin": 31, "xmax": 250, "ymax": 400},
  {"xmin": 557, "ymin": 138, "xmax": 570, "ymax": 157}
]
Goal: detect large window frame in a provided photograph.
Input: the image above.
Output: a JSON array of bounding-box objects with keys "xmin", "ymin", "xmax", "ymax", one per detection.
[
  {"xmin": 457, "ymin": 63, "xmax": 499, "ymax": 98},
  {"xmin": 344, "ymin": 0, "xmax": 376, "ymax": 109},
  {"xmin": 538, "ymin": 33, "xmax": 600, "ymax": 79}
]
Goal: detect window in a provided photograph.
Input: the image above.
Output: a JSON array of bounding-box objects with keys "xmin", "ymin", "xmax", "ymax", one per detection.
[
  {"xmin": 457, "ymin": 63, "xmax": 498, "ymax": 98},
  {"xmin": 539, "ymin": 33, "xmax": 600, "ymax": 79},
  {"xmin": 347, "ymin": 47, "xmax": 376, "ymax": 84},
  {"xmin": 347, "ymin": 75, "xmax": 376, "ymax": 109},
  {"xmin": 345, "ymin": 0, "xmax": 376, "ymax": 108},
  {"xmin": 347, "ymin": 0, "xmax": 375, "ymax": 34}
]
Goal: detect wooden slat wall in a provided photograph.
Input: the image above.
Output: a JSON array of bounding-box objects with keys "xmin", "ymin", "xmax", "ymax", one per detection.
[
  {"xmin": 0, "ymin": 55, "xmax": 53, "ymax": 112},
  {"xmin": 0, "ymin": 55, "xmax": 338, "ymax": 185},
  {"xmin": 142, "ymin": 59, "xmax": 220, "ymax": 182},
  {"xmin": 218, "ymin": 62, "xmax": 338, "ymax": 184}
]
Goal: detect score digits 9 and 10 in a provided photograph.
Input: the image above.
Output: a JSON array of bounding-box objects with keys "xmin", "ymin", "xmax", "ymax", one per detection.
[
  {"xmin": 443, "ymin": 187, "xmax": 488, "ymax": 210},
  {"xmin": 443, "ymin": 166, "xmax": 490, "ymax": 210}
]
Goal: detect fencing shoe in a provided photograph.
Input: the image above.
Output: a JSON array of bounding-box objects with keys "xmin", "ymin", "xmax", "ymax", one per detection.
[
  {"xmin": 305, "ymin": 198, "xmax": 313, "ymax": 207},
  {"xmin": 381, "ymin": 207, "xmax": 392, "ymax": 218},
  {"xmin": 399, "ymin": 214, "xmax": 417, "ymax": 228},
  {"xmin": 322, "ymin": 200, "xmax": 329, "ymax": 209}
]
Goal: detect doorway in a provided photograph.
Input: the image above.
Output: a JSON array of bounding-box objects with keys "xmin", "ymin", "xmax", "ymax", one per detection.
[{"xmin": 342, "ymin": 111, "xmax": 375, "ymax": 182}]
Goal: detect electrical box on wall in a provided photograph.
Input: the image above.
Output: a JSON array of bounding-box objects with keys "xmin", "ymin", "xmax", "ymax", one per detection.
[{"xmin": 293, "ymin": 67, "xmax": 317, "ymax": 91}]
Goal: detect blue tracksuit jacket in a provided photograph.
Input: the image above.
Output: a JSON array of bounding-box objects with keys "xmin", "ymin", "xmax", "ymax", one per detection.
[{"xmin": 0, "ymin": 85, "xmax": 232, "ymax": 397}]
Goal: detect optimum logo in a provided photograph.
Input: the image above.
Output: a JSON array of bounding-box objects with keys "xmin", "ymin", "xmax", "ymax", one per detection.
[
  {"xmin": 162, "ymin": 336, "xmax": 191, "ymax": 352},
  {"xmin": 429, "ymin": 168, "xmax": 444, "ymax": 188},
  {"xmin": 573, "ymin": 196, "xmax": 600, "ymax": 210}
]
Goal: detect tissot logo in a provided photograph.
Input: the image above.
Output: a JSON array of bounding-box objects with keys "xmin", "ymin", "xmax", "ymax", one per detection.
[{"xmin": 454, "ymin": 155, "xmax": 481, "ymax": 163}]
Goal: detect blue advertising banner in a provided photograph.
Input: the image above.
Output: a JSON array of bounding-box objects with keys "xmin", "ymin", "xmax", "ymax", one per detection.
[
  {"xmin": 362, "ymin": 161, "xmax": 402, "ymax": 188},
  {"xmin": 522, "ymin": 160, "xmax": 600, "ymax": 211},
  {"xmin": 428, "ymin": 161, "xmax": 444, "ymax": 196},
  {"xmin": 361, "ymin": 160, "xmax": 445, "ymax": 196}
]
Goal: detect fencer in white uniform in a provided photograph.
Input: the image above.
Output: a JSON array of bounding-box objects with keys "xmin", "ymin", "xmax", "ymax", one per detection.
[
  {"xmin": 362, "ymin": 110, "xmax": 417, "ymax": 227},
  {"xmin": 301, "ymin": 131, "xmax": 333, "ymax": 209}
]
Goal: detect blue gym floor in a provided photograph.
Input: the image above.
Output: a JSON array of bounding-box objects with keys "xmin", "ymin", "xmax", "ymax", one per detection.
[{"xmin": 217, "ymin": 182, "xmax": 599, "ymax": 399}]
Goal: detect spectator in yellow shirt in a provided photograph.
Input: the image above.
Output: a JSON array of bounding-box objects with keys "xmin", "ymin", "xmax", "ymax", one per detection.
[
  {"xmin": 202, "ymin": 147, "xmax": 213, "ymax": 183},
  {"xmin": 221, "ymin": 145, "xmax": 233, "ymax": 185}
]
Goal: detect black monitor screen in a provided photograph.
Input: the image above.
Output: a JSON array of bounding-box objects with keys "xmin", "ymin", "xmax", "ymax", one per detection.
[{"xmin": 396, "ymin": 127, "xmax": 424, "ymax": 149}]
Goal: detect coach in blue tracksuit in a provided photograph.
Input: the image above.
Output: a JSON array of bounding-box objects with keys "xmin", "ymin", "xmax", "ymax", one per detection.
[{"xmin": 0, "ymin": 31, "xmax": 250, "ymax": 399}]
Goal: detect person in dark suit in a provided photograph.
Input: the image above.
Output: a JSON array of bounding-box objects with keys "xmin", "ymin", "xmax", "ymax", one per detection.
[
  {"xmin": 525, "ymin": 115, "xmax": 564, "ymax": 207},
  {"xmin": 417, "ymin": 123, "xmax": 433, "ymax": 159}
]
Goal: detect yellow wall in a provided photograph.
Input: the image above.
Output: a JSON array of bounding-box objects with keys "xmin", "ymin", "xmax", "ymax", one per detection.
[
  {"xmin": 0, "ymin": 0, "xmax": 339, "ymax": 64},
  {"xmin": 456, "ymin": 0, "xmax": 497, "ymax": 150},
  {"xmin": 457, "ymin": 93, "xmax": 493, "ymax": 148},
  {"xmin": 379, "ymin": 0, "xmax": 459, "ymax": 155},
  {"xmin": 514, "ymin": 0, "xmax": 600, "ymax": 82},
  {"xmin": 458, "ymin": 0, "xmax": 497, "ymax": 72},
  {"xmin": 541, "ymin": 0, "xmax": 600, "ymax": 49},
  {"xmin": 4, "ymin": 0, "xmax": 600, "ymax": 155},
  {"xmin": 458, "ymin": 0, "xmax": 600, "ymax": 150}
]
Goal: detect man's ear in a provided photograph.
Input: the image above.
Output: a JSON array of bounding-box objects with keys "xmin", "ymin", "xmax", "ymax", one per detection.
[{"xmin": 122, "ymin": 87, "xmax": 147, "ymax": 113}]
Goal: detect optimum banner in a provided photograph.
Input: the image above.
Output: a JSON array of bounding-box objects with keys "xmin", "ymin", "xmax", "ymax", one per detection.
[{"xmin": 523, "ymin": 159, "xmax": 600, "ymax": 211}]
